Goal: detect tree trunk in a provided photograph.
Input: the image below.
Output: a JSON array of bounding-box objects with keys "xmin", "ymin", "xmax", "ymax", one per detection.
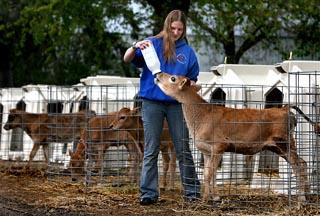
[
  {"xmin": 223, "ymin": 33, "xmax": 237, "ymax": 64},
  {"xmin": 0, "ymin": 44, "xmax": 13, "ymax": 87}
]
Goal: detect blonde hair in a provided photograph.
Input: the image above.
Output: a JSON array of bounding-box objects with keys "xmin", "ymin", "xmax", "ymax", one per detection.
[{"xmin": 155, "ymin": 10, "xmax": 187, "ymax": 62}]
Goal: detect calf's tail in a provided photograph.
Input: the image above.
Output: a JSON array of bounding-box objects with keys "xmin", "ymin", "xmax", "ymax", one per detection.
[
  {"xmin": 290, "ymin": 105, "xmax": 315, "ymax": 125},
  {"xmin": 291, "ymin": 105, "xmax": 320, "ymax": 135}
]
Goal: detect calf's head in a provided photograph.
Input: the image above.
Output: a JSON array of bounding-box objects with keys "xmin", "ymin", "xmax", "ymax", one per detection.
[
  {"xmin": 110, "ymin": 107, "xmax": 141, "ymax": 130},
  {"xmin": 155, "ymin": 72, "xmax": 201, "ymax": 99},
  {"xmin": 4, "ymin": 109, "xmax": 22, "ymax": 130}
]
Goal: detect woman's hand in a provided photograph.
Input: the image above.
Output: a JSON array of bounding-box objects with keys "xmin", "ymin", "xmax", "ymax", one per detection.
[
  {"xmin": 124, "ymin": 40, "xmax": 152, "ymax": 63},
  {"xmin": 134, "ymin": 40, "xmax": 151, "ymax": 50}
]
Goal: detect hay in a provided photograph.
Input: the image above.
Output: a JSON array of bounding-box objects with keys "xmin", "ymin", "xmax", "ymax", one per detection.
[{"xmin": 0, "ymin": 160, "xmax": 319, "ymax": 215}]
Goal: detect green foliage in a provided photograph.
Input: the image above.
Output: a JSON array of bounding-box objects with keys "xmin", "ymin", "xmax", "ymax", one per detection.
[
  {"xmin": 0, "ymin": 0, "xmax": 319, "ymax": 87},
  {"xmin": 0, "ymin": 0, "xmax": 141, "ymax": 87},
  {"xmin": 188, "ymin": 0, "xmax": 320, "ymax": 63},
  {"xmin": 188, "ymin": 0, "xmax": 288, "ymax": 63},
  {"xmin": 285, "ymin": 0, "xmax": 320, "ymax": 59}
]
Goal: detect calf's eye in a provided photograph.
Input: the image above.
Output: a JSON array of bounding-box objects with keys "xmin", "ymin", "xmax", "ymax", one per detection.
[{"xmin": 170, "ymin": 77, "xmax": 176, "ymax": 82}]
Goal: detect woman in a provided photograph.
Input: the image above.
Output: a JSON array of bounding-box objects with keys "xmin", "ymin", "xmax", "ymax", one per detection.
[{"xmin": 123, "ymin": 9, "xmax": 200, "ymax": 205}]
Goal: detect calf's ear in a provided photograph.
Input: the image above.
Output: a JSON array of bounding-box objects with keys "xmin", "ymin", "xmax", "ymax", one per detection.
[
  {"xmin": 132, "ymin": 107, "xmax": 140, "ymax": 116},
  {"xmin": 68, "ymin": 149, "xmax": 74, "ymax": 157},
  {"xmin": 120, "ymin": 107, "xmax": 130, "ymax": 112},
  {"xmin": 192, "ymin": 84, "xmax": 201, "ymax": 92},
  {"xmin": 179, "ymin": 78, "xmax": 190, "ymax": 90}
]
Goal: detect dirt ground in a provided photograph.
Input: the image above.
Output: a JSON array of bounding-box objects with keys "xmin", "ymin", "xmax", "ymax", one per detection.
[{"xmin": 0, "ymin": 160, "xmax": 319, "ymax": 216}]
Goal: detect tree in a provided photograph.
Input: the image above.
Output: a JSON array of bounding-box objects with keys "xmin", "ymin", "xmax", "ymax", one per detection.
[
  {"xmin": 188, "ymin": 0, "xmax": 292, "ymax": 64},
  {"xmin": 1, "ymin": 1, "xmax": 319, "ymax": 88},
  {"xmin": 0, "ymin": 0, "xmax": 142, "ymax": 87},
  {"xmin": 188, "ymin": 0, "xmax": 320, "ymax": 63},
  {"xmin": 0, "ymin": 0, "xmax": 26, "ymax": 87},
  {"xmin": 285, "ymin": 0, "xmax": 320, "ymax": 59}
]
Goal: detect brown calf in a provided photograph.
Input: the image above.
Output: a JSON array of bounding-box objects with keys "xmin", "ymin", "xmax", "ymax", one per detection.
[
  {"xmin": 68, "ymin": 112, "xmax": 142, "ymax": 183},
  {"xmin": 109, "ymin": 107, "xmax": 177, "ymax": 190},
  {"xmin": 156, "ymin": 72, "xmax": 313, "ymax": 203},
  {"xmin": 4, "ymin": 109, "xmax": 94, "ymax": 167}
]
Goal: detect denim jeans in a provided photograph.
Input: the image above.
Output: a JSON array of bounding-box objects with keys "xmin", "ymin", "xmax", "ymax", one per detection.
[{"xmin": 140, "ymin": 99, "xmax": 200, "ymax": 200}]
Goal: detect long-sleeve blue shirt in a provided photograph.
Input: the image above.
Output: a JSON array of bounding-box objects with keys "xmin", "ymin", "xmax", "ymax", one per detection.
[{"xmin": 132, "ymin": 37, "xmax": 199, "ymax": 103}]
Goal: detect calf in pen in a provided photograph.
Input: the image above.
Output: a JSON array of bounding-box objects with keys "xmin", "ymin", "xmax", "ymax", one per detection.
[
  {"xmin": 68, "ymin": 112, "xmax": 143, "ymax": 183},
  {"xmin": 155, "ymin": 72, "xmax": 319, "ymax": 203},
  {"xmin": 3, "ymin": 109, "xmax": 94, "ymax": 168},
  {"xmin": 109, "ymin": 107, "xmax": 177, "ymax": 190}
]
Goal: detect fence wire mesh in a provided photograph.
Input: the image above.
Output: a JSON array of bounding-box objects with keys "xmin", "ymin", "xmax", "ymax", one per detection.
[{"xmin": 0, "ymin": 70, "xmax": 319, "ymax": 210}]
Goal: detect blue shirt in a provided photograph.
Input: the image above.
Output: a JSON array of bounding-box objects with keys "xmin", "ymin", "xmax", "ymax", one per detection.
[{"xmin": 132, "ymin": 37, "xmax": 199, "ymax": 102}]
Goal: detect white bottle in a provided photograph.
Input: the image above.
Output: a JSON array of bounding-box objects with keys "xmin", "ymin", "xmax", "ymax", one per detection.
[{"xmin": 141, "ymin": 41, "xmax": 161, "ymax": 75}]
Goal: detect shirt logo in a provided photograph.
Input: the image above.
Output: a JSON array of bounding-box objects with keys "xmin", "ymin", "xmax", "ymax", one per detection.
[{"xmin": 176, "ymin": 53, "xmax": 187, "ymax": 64}]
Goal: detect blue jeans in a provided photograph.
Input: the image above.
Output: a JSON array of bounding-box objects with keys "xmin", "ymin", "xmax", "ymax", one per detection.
[{"xmin": 140, "ymin": 99, "xmax": 200, "ymax": 200}]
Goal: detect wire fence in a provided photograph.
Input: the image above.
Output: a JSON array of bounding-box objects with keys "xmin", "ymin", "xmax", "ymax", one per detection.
[{"xmin": 0, "ymin": 68, "xmax": 319, "ymax": 209}]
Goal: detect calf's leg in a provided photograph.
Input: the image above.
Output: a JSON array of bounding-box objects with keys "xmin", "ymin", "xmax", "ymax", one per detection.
[
  {"xmin": 168, "ymin": 145, "xmax": 176, "ymax": 190},
  {"xmin": 42, "ymin": 144, "xmax": 49, "ymax": 164},
  {"xmin": 209, "ymin": 150, "xmax": 223, "ymax": 201},
  {"xmin": 196, "ymin": 141, "xmax": 212, "ymax": 201},
  {"xmin": 160, "ymin": 147, "xmax": 170, "ymax": 189},
  {"xmin": 27, "ymin": 143, "xmax": 41, "ymax": 167},
  {"xmin": 270, "ymin": 138, "xmax": 309, "ymax": 202},
  {"xmin": 126, "ymin": 143, "xmax": 141, "ymax": 184}
]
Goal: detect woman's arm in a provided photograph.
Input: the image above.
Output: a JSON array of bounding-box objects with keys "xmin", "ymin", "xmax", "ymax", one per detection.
[{"xmin": 123, "ymin": 46, "xmax": 136, "ymax": 63}]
